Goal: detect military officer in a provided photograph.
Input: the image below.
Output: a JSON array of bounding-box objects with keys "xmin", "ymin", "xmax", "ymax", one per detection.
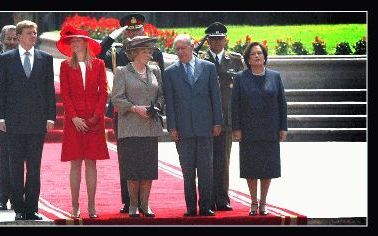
[
  {"xmin": 98, "ymin": 13, "xmax": 164, "ymax": 214},
  {"xmin": 198, "ymin": 22, "xmax": 245, "ymax": 211}
]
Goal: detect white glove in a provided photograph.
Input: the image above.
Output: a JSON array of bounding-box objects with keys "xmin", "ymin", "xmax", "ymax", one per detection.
[{"xmin": 109, "ymin": 26, "xmax": 128, "ymax": 40}]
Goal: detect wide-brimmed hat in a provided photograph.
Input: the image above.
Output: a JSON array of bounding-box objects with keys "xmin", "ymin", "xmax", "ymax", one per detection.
[
  {"xmin": 56, "ymin": 25, "xmax": 102, "ymax": 57},
  {"xmin": 120, "ymin": 13, "xmax": 145, "ymax": 30},
  {"xmin": 124, "ymin": 36, "xmax": 157, "ymax": 51}
]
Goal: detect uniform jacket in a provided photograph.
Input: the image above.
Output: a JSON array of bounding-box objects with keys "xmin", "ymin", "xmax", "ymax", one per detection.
[
  {"xmin": 199, "ymin": 50, "xmax": 245, "ymax": 129},
  {"xmin": 163, "ymin": 57, "xmax": 223, "ymax": 138},
  {"xmin": 111, "ymin": 63, "xmax": 164, "ymax": 139},
  {"xmin": 231, "ymin": 68, "xmax": 288, "ymax": 141},
  {"xmin": 0, "ymin": 49, "xmax": 56, "ymax": 134}
]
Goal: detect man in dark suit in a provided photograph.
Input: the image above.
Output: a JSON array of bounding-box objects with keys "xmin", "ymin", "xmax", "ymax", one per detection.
[
  {"xmin": 198, "ymin": 22, "xmax": 245, "ymax": 211},
  {"xmin": 0, "ymin": 20, "xmax": 56, "ymax": 220},
  {"xmin": 98, "ymin": 13, "xmax": 164, "ymax": 214},
  {"xmin": 0, "ymin": 24, "xmax": 18, "ymax": 211},
  {"xmin": 163, "ymin": 34, "xmax": 223, "ymax": 217}
]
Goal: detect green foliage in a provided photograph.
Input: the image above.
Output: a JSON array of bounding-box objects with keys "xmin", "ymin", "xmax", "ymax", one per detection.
[
  {"xmin": 291, "ymin": 41, "xmax": 309, "ymax": 55},
  {"xmin": 353, "ymin": 37, "xmax": 366, "ymax": 55},
  {"xmin": 275, "ymin": 38, "xmax": 291, "ymax": 55},
  {"xmin": 312, "ymin": 36, "xmax": 327, "ymax": 55},
  {"xmin": 335, "ymin": 41, "xmax": 352, "ymax": 55}
]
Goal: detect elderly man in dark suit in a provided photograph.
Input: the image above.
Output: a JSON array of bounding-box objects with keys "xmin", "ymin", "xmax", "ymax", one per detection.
[
  {"xmin": 163, "ymin": 34, "xmax": 223, "ymax": 217},
  {"xmin": 0, "ymin": 20, "xmax": 56, "ymax": 220}
]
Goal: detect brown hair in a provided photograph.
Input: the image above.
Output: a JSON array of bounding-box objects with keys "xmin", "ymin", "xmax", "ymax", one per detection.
[
  {"xmin": 243, "ymin": 42, "xmax": 268, "ymax": 70},
  {"xmin": 15, "ymin": 20, "xmax": 37, "ymax": 36}
]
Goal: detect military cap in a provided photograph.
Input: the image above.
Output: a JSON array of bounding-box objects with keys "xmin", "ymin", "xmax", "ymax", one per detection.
[
  {"xmin": 205, "ymin": 22, "xmax": 227, "ymax": 37},
  {"xmin": 120, "ymin": 13, "xmax": 145, "ymax": 30},
  {"xmin": 124, "ymin": 35, "xmax": 157, "ymax": 51}
]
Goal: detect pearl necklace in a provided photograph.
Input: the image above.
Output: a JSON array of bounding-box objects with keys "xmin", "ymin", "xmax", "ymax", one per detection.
[{"xmin": 251, "ymin": 67, "xmax": 266, "ymax": 76}]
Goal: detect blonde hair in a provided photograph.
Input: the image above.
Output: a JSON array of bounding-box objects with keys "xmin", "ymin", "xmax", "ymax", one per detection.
[
  {"xmin": 69, "ymin": 41, "xmax": 93, "ymax": 70},
  {"xmin": 15, "ymin": 20, "xmax": 37, "ymax": 36}
]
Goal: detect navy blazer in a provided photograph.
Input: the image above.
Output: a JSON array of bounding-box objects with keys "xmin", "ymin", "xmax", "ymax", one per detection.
[
  {"xmin": 231, "ymin": 68, "xmax": 287, "ymax": 141},
  {"xmin": 163, "ymin": 57, "xmax": 223, "ymax": 138},
  {"xmin": 0, "ymin": 49, "xmax": 56, "ymax": 134}
]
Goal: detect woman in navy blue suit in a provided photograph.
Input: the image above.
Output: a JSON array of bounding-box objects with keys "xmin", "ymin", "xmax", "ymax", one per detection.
[{"xmin": 231, "ymin": 42, "xmax": 287, "ymax": 216}]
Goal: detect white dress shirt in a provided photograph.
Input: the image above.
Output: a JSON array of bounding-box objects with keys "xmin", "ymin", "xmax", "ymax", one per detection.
[
  {"xmin": 79, "ymin": 61, "xmax": 86, "ymax": 90},
  {"xmin": 209, "ymin": 49, "xmax": 224, "ymax": 64},
  {"xmin": 19, "ymin": 45, "xmax": 35, "ymax": 71}
]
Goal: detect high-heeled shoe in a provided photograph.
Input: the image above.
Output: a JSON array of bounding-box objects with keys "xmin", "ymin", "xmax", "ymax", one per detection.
[
  {"xmin": 88, "ymin": 208, "xmax": 98, "ymax": 218},
  {"xmin": 71, "ymin": 208, "xmax": 81, "ymax": 218},
  {"xmin": 249, "ymin": 202, "xmax": 258, "ymax": 216},
  {"xmin": 259, "ymin": 203, "xmax": 269, "ymax": 215},
  {"xmin": 140, "ymin": 206, "xmax": 155, "ymax": 217},
  {"xmin": 129, "ymin": 205, "xmax": 140, "ymax": 217}
]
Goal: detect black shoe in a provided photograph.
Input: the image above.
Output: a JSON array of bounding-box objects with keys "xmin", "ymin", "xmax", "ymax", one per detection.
[
  {"xmin": 210, "ymin": 204, "xmax": 216, "ymax": 211},
  {"xmin": 25, "ymin": 212, "xmax": 43, "ymax": 220},
  {"xmin": 199, "ymin": 209, "xmax": 215, "ymax": 216},
  {"xmin": 0, "ymin": 202, "xmax": 7, "ymax": 210},
  {"xmin": 15, "ymin": 213, "xmax": 25, "ymax": 220},
  {"xmin": 216, "ymin": 204, "xmax": 233, "ymax": 211},
  {"xmin": 183, "ymin": 210, "xmax": 197, "ymax": 217},
  {"xmin": 120, "ymin": 204, "xmax": 129, "ymax": 214}
]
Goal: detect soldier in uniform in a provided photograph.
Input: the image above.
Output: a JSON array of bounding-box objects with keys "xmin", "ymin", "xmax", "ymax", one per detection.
[
  {"xmin": 98, "ymin": 13, "xmax": 164, "ymax": 214},
  {"xmin": 198, "ymin": 22, "xmax": 245, "ymax": 211}
]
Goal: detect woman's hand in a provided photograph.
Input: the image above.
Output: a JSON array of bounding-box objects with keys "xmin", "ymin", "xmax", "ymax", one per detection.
[
  {"xmin": 279, "ymin": 130, "xmax": 287, "ymax": 142},
  {"xmin": 72, "ymin": 117, "xmax": 88, "ymax": 132},
  {"xmin": 233, "ymin": 130, "xmax": 242, "ymax": 141},
  {"xmin": 132, "ymin": 105, "xmax": 149, "ymax": 119}
]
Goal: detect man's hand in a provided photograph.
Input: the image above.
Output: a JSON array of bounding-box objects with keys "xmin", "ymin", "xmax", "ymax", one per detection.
[
  {"xmin": 233, "ymin": 130, "xmax": 242, "ymax": 141},
  {"xmin": 72, "ymin": 117, "xmax": 88, "ymax": 133},
  {"xmin": 109, "ymin": 26, "xmax": 128, "ymax": 39},
  {"xmin": 279, "ymin": 130, "xmax": 287, "ymax": 142},
  {"xmin": 213, "ymin": 125, "xmax": 221, "ymax": 137},
  {"xmin": 46, "ymin": 121, "xmax": 54, "ymax": 131},
  {"xmin": 0, "ymin": 122, "xmax": 6, "ymax": 132},
  {"xmin": 169, "ymin": 129, "xmax": 179, "ymax": 142}
]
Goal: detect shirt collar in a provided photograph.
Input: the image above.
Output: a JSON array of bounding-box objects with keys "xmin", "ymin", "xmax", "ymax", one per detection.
[
  {"xmin": 183, "ymin": 56, "xmax": 196, "ymax": 69},
  {"xmin": 209, "ymin": 49, "xmax": 224, "ymax": 62},
  {"xmin": 19, "ymin": 45, "xmax": 35, "ymax": 56}
]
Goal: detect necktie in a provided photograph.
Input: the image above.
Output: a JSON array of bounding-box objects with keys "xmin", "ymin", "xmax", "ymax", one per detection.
[
  {"xmin": 215, "ymin": 54, "xmax": 220, "ymax": 71},
  {"xmin": 185, "ymin": 63, "xmax": 194, "ymax": 85},
  {"xmin": 24, "ymin": 51, "xmax": 31, "ymax": 78}
]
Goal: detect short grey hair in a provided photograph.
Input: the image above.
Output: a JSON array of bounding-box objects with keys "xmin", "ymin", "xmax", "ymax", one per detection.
[
  {"xmin": 173, "ymin": 34, "xmax": 193, "ymax": 48},
  {"xmin": 0, "ymin": 25, "xmax": 16, "ymax": 43}
]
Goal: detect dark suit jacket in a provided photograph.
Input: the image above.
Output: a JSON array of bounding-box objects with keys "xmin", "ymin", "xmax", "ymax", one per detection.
[
  {"xmin": 163, "ymin": 57, "xmax": 223, "ymax": 138},
  {"xmin": 231, "ymin": 68, "xmax": 287, "ymax": 141},
  {"xmin": 0, "ymin": 49, "xmax": 56, "ymax": 134}
]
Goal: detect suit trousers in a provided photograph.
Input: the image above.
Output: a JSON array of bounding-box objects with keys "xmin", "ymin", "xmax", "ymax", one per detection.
[
  {"xmin": 7, "ymin": 133, "xmax": 45, "ymax": 214},
  {"xmin": 0, "ymin": 131, "xmax": 11, "ymax": 204},
  {"xmin": 176, "ymin": 136, "xmax": 213, "ymax": 212},
  {"xmin": 212, "ymin": 130, "xmax": 232, "ymax": 206}
]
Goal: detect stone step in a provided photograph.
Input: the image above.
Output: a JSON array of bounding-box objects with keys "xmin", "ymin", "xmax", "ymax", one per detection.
[
  {"xmin": 99, "ymin": 128, "xmax": 366, "ymax": 144},
  {"xmin": 287, "ymin": 102, "xmax": 366, "ymax": 115},
  {"xmin": 287, "ymin": 115, "xmax": 366, "ymax": 128},
  {"xmin": 285, "ymin": 89, "xmax": 366, "ymax": 102}
]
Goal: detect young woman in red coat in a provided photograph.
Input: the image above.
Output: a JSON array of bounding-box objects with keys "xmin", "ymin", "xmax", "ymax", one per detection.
[{"xmin": 56, "ymin": 25, "xmax": 110, "ymax": 219}]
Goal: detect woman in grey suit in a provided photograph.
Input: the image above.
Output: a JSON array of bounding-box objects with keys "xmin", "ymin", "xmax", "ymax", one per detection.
[
  {"xmin": 231, "ymin": 42, "xmax": 288, "ymax": 216},
  {"xmin": 111, "ymin": 36, "xmax": 163, "ymax": 217}
]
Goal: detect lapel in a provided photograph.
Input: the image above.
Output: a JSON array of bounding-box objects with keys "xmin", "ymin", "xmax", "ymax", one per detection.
[
  {"xmin": 127, "ymin": 64, "xmax": 149, "ymax": 86},
  {"xmin": 12, "ymin": 50, "xmax": 27, "ymax": 79},
  {"xmin": 29, "ymin": 50, "xmax": 42, "ymax": 80},
  {"xmin": 177, "ymin": 61, "xmax": 192, "ymax": 86},
  {"xmin": 193, "ymin": 57, "xmax": 203, "ymax": 84},
  {"xmin": 219, "ymin": 51, "xmax": 230, "ymax": 71}
]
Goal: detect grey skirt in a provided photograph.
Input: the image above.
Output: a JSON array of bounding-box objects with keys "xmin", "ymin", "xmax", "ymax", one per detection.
[
  {"xmin": 239, "ymin": 140, "xmax": 281, "ymax": 179},
  {"xmin": 118, "ymin": 137, "xmax": 158, "ymax": 180}
]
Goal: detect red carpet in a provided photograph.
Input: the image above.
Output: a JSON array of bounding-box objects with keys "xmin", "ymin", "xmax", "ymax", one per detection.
[
  {"xmin": 38, "ymin": 143, "xmax": 306, "ymax": 225},
  {"xmin": 36, "ymin": 81, "xmax": 307, "ymax": 225}
]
